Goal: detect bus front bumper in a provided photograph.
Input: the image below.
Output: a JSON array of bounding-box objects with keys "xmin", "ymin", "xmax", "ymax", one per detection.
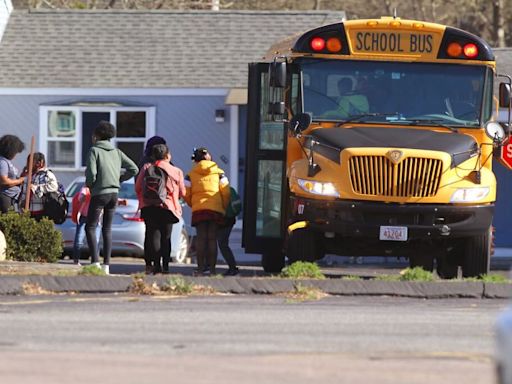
[{"xmin": 289, "ymin": 196, "xmax": 494, "ymax": 240}]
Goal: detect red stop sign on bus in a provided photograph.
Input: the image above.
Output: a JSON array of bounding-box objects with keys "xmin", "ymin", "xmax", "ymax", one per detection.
[{"xmin": 500, "ymin": 137, "xmax": 512, "ymax": 169}]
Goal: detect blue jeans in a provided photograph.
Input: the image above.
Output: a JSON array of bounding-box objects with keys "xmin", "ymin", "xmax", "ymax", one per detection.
[{"xmin": 73, "ymin": 216, "xmax": 100, "ymax": 262}]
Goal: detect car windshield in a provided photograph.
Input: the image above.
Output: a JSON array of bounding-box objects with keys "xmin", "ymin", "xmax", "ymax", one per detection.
[
  {"xmin": 297, "ymin": 59, "xmax": 488, "ymax": 127},
  {"xmin": 66, "ymin": 180, "xmax": 137, "ymax": 200}
]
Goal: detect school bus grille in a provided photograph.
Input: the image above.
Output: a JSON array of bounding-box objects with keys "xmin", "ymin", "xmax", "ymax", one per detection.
[{"xmin": 349, "ymin": 156, "xmax": 443, "ymax": 197}]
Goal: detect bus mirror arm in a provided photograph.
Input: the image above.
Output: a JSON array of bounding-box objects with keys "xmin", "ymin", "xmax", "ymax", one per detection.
[
  {"xmin": 307, "ymin": 140, "xmax": 322, "ymax": 177},
  {"xmin": 497, "ymin": 74, "xmax": 512, "ymax": 136}
]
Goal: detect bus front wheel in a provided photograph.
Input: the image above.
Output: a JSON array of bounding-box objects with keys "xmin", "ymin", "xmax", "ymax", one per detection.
[
  {"xmin": 287, "ymin": 228, "xmax": 318, "ymax": 263},
  {"xmin": 462, "ymin": 228, "xmax": 491, "ymax": 278},
  {"xmin": 261, "ymin": 251, "xmax": 285, "ymax": 274}
]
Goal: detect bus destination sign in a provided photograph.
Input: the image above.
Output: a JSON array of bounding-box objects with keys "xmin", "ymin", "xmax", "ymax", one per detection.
[{"xmin": 350, "ymin": 30, "xmax": 439, "ymax": 55}]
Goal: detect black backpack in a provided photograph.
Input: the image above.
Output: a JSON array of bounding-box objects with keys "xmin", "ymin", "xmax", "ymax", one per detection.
[
  {"xmin": 142, "ymin": 164, "xmax": 169, "ymax": 207},
  {"xmin": 42, "ymin": 172, "xmax": 68, "ymax": 224}
]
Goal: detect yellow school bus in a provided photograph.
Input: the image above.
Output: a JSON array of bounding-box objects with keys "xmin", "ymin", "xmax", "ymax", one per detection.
[{"xmin": 242, "ymin": 16, "xmax": 512, "ymax": 278}]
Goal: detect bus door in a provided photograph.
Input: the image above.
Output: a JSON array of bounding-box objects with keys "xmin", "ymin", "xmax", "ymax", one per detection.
[{"xmin": 242, "ymin": 63, "xmax": 288, "ymax": 256}]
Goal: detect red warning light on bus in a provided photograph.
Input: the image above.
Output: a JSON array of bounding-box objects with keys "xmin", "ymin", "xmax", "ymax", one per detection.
[
  {"xmin": 463, "ymin": 43, "xmax": 478, "ymax": 58},
  {"xmin": 310, "ymin": 37, "xmax": 326, "ymax": 51}
]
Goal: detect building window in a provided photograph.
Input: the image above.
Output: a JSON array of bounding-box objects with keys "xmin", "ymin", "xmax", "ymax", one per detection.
[{"xmin": 40, "ymin": 106, "xmax": 155, "ymax": 170}]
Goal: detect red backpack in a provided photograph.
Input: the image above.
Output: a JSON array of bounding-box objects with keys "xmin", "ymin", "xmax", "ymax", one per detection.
[{"xmin": 71, "ymin": 192, "xmax": 81, "ymax": 224}]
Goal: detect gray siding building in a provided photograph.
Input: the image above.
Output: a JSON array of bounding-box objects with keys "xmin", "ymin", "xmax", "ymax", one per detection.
[{"xmin": 0, "ymin": 6, "xmax": 345, "ymax": 193}]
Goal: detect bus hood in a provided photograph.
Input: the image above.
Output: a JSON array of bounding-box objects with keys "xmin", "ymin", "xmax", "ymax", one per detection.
[{"xmin": 307, "ymin": 127, "xmax": 478, "ymax": 168}]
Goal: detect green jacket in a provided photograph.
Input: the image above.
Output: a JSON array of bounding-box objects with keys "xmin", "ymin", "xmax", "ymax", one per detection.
[{"xmin": 85, "ymin": 140, "xmax": 138, "ymax": 196}]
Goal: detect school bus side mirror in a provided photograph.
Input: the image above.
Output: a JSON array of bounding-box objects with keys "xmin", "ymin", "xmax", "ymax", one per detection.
[
  {"xmin": 485, "ymin": 121, "xmax": 507, "ymax": 142},
  {"xmin": 289, "ymin": 113, "xmax": 312, "ymax": 135},
  {"xmin": 499, "ymin": 83, "xmax": 511, "ymax": 108},
  {"xmin": 269, "ymin": 61, "xmax": 287, "ymax": 88}
]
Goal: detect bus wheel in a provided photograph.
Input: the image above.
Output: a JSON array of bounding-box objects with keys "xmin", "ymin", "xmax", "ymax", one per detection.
[
  {"xmin": 462, "ymin": 228, "xmax": 491, "ymax": 278},
  {"xmin": 287, "ymin": 228, "xmax": 317, "ymax": 263},
  {"xmin": 436, "ymin": 255, "xmax": 459, "ymax": 279},
  {"xmin": 261, "ymin": 251, "xmax": 285, "ymax": 274},
  {"xmin": 409, "ymin": 252, "xmax": 434, "ymax": 272}
]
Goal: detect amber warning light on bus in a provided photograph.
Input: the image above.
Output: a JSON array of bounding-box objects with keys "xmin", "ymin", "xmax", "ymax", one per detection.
[{"xmin": 446, "ymin": 42, "xmax": 479, "ymax": 59}]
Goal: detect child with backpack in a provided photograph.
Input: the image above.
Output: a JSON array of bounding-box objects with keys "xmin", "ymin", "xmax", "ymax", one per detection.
[
  {"xmin": 20, "ymin": 152, "xmax": 61, "ymax": 221},
  {"xmin": 135, "ymin": 144, "xmax": 185, "ymax": 274},
  {"xmin": 184, "ymin": 147, "xmax": 230, "ymax": 276},
  {"xmin": 217, "ymin": 186, "xmax": 242, "ymax": 276},
  {"xmin": 71, "ymin": 186, "xmax": 100, "ymax": 266}
]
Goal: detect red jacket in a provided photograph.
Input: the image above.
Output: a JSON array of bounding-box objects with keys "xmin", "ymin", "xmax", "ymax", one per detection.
[{"xmin": 135, "ymin": 161, "xmax": 186, "ymax": 219}]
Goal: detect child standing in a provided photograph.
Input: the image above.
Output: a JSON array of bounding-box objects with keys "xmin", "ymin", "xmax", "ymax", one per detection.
[
  {"xmin": 136, "ymin": 144, "xmax": 185, "ymax": 274},
  {"xmin": 85, "ymin": 121, "xmax": 138, "ymax": 275},
  {"xmin": 184, "ymin": 147, "xmax": 230, "ymax": 276},
  {"xmin": 20, "ymin": 152, "xmax": 58, "ymax": 221}
]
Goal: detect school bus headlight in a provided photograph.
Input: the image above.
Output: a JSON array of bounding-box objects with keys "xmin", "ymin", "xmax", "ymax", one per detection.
[
  {"xmin": 450, "ymin": 187, "xmax": 489, "ymax": 202},
  {"xmin": 298, "ymin": 179, "xmax": 339, "ymax": 197}
]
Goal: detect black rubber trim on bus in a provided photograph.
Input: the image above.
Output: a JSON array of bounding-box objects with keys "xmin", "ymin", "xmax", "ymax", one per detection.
[
  {"xmin": 293, "ymin": 23, "xmax": 350, "ymax": 55},
  {"xmin": 437, "ymin": 27, "xmax": 495, "ymax": 61},
  {"xmin": 308, "ymin": 127, "xmax": 478, "ymax": 168}
]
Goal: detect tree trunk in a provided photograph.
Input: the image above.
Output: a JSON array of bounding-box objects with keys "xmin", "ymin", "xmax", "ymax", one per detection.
[{"xmin": 493, "ymin": 0, "xmax": 506, "ymax": 47}]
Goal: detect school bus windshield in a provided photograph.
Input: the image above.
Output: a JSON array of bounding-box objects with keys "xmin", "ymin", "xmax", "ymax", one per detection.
[{"xmin": 297, "ymin": 59, "xmax": 490, "ymax": 127}]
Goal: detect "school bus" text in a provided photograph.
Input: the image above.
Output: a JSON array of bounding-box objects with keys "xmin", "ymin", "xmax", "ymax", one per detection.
[{"xmin": 355, "ymin": 32, "xmax": 433, "ymax": 54}]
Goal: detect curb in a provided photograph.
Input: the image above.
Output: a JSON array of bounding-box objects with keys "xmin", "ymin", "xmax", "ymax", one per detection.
[{"xmin": 0, "ymin": 275, "xmax": 511, "ymax": 299}]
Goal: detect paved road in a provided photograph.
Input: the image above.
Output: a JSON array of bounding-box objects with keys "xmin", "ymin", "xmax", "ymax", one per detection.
[{"xmin": 0, "ymin": 295, "xmax": 506, "ymax": 383}]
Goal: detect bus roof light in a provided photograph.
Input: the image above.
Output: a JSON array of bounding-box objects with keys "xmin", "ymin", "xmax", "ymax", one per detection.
[
  {"xmin": 310, "ymin": 37, "xmax": 325, "ymax": 51},
  {"xmin": 463, "ymin": 43, "xmax": 479, "ymax": 58},
  {"xmin": 326, "ymin": 37, "xmax": 342, "ymax": 53},
  {"xmin": 447, "ymin": 42, "xmax": 462, "ymax": 57}
]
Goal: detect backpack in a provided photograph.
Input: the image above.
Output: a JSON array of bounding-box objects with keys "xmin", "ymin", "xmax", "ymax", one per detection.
[
  {"xmin": 142, "ymin": 164, "xmax": 169, "ymax": 207},
  {"xmin": 71, "ymin": 192, "xmax": 81, "ymax": 224},
  {"xmin": 225, "ymin": 187, "xmax": 242, "ymax": 218},
  {"xmin": 42, "ymin": 173, "xmax": 68, "ymax": 224}
]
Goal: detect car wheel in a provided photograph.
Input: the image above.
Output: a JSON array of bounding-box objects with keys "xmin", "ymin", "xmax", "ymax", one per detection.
[{"xmin": 174, "ymin": 228, "xmax": 190, "ymax": 264}]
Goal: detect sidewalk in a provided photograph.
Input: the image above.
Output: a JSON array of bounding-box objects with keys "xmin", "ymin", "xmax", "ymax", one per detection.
[{"xmin": 0, "ymin": 227, "xmax": 510, "ymax": 298}]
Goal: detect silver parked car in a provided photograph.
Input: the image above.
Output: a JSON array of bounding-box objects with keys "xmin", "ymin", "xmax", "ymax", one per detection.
[{"xmin": 55, "ymin": 177, "xmax": 190, "ymax": 263}]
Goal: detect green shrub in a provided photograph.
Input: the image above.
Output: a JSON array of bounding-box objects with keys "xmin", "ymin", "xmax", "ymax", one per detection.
[
  {"xmin": 79, "ymin": 265, "xmax": 106, "ymax": 276},
  {"xmin": 399, "ymin": 267, "xmax": 434, "ymax": 282},
  {"xmin": 280, "ymin": 261, "xmax": 325, "ymax": 279},
  {"xmin": 465, "ymin": 274, "xmax": 511, "ymax": 283},
  {"xmin": 0, "ymin": 211, "xmax": 62, "ymax": 263},
  {"xmin": 162, "ymin": 276, "xmax": 193, "ymax": 295}
]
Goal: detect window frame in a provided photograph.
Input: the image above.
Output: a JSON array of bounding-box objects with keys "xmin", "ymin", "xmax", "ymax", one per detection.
[{"xmin": 39, "ymin": 105, "xmax": 156, "ymax": 171}]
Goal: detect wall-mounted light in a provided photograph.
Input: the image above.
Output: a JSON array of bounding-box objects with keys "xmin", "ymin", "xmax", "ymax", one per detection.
[{"xmin": 215, "ymin": 109, "xmax": 225, "ymax": 123}]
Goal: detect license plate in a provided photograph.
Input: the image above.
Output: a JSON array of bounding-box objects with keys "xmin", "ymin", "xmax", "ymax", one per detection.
[{"xmin": 379, "ymin": 226, "xmax": 408, "ymax": 241}]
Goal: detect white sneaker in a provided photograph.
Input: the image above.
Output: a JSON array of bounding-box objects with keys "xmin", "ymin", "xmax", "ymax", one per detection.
[
  {"xmin": 102, "ymin": 265, "xmax": 110, "ymax": 275},
  {"xmin": 91, "ymin": 262, "xmax": 101, "ymax": 269}
]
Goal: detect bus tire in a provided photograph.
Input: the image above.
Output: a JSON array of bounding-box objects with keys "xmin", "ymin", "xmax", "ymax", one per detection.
[
  {"xmin": 409, "ymin": 251, "xmax": 434, "ymax": 272},
  {"xmin": 462, "ymin": 228, "xmax": 491, "ymax": 278},
  {"xmin": 261, "ymin": 251, "xmax": 285, "ymax": 274},
  {"xmin": 287, "ymin": 228, "xmax": 317, "ymax": 263},
  {"xmin": 436, "ymin": 254, "xmax": 459, "ymax": 279}
]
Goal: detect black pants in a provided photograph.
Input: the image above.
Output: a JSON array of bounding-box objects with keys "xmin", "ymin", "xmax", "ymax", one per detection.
[
  {"xmin": 0, "ymin": 194, "xmax": 14, "ymax": 213},
  {"xmin": 85, "ymin": 193, "xmax": 117, "ymax": 265},
  {"xmin": 196, "ymin": 220, "xmax": 218, "ymax": 274},
  {"xmin": 217, "ymin": 221, "xmax": 236, "ymax": 269},
  {"xmin": 141, "ymin": 206, "xmax": 176, "ymax": 273}
]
